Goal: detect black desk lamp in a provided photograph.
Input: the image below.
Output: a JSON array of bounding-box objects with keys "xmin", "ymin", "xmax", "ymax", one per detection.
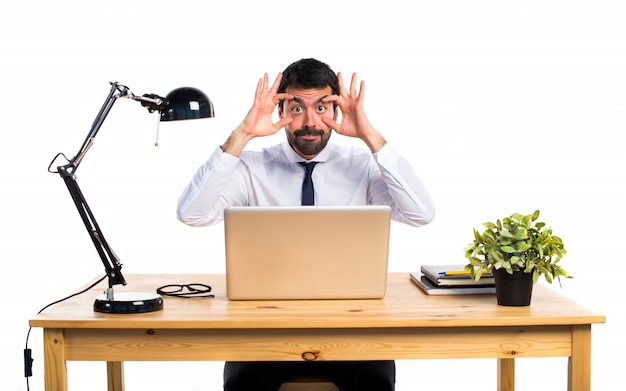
[{"xmin": 48, "ymin": 81, "xmax": 214, "ymax": 314}]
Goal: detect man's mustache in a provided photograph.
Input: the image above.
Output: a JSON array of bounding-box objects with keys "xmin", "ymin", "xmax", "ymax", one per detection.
[{"xmin": 294, "ymin": 128, "xmax": 324, "ymax": 137}]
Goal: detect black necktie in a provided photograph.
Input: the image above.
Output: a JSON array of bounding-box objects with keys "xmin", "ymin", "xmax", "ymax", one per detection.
[{"xmin": 299, "ymin": 162, "xmax": 318, "ymax": 206}]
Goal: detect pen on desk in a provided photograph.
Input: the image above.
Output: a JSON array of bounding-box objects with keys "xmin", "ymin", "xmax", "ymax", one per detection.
[{"xmin": 439, "ymin": 270, "xmax": 488, "ymax": 276}]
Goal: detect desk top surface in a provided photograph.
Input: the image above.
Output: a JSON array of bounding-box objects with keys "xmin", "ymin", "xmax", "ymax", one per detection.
[{"xmin": 29, "ymin": 273, "xmax": 605, "ymax": 329}]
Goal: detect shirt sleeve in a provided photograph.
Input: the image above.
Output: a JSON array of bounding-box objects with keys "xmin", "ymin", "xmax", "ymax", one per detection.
[
  {"xmin": 371, "ymin": 144, "xmax": 436, "ymax": 226},
  {"xmin": 176, "ymin": 146, "xmax": 246, "ymax": 226}
]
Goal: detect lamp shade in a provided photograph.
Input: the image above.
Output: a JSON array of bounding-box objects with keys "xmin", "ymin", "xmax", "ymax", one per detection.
[{"xmin": 160, "ymin": 87, "xmax": 215, "ymax": 121}]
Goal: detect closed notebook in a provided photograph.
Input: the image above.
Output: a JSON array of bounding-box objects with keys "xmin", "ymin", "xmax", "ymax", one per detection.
[
  {"xmin": 410, "ymin": 272, "xmax": 496, "ymax": 295},
  {"xmin": 420, "ymin": 264, "xmax": 495, "ymax": 287},
  {"xmin": 224, "ymin": 205, "xmax": 392, "ymax": 300}
]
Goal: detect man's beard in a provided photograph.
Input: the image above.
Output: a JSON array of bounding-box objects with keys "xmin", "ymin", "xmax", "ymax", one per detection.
[{"xmin": 287, "ymin": 128, "xmax": 331, "ymax": 157}]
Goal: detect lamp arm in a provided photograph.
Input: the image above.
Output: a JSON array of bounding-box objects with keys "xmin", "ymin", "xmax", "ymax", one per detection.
[
  {"xmin": 57, "ymin": 164, "xmax": 127, "ymax": 289},
  {"xmin": 52, "ymin": 81, "xmax": 131, "ymax": 294},
  {"xmin": 72, "ymin": 82, "xmax": 128, "ymax": 169}
]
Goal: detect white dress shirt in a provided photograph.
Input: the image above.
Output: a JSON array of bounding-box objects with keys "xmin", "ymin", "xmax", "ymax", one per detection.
[{"xmin": 176, "ymin": 141, "xmax": 435, "ymax": 227}]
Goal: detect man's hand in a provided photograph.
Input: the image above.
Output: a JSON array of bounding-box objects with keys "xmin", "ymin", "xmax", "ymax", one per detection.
[
  {"xmin": 322, "ymin": 72, "xmax": 386, "ymax": 152},
  {"xmin": 222, "ymin": 73, "xmax": 293, "ymax": 157}
]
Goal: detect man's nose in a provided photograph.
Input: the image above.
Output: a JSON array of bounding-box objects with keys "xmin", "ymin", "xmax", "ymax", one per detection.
[{"xmin": 303, "ymin": 110, "xmax": 317, "ymax": 128}]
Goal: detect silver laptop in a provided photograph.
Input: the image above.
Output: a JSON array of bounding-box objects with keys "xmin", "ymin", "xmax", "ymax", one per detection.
[{"xmin": 224, "ymin": 205, "xmax": 392, "ymax": 300}]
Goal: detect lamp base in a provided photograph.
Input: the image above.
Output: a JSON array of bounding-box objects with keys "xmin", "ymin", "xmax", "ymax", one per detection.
[{"xmin": 94, "ymin": 292, "xmax": 164, "ymax": 314}]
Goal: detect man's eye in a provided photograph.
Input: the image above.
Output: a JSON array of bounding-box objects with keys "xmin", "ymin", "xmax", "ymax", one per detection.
[
  {"xmin": 316, "ymin": 105, "xmax": 326, "ymax": 113},
  {"xmin": 291, "ymin": 106, "xmax": 302, "ymax": 114}
]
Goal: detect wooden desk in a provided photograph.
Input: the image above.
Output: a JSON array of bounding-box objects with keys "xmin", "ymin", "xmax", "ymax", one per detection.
[{"xmin": 29, "ymin": 273, "xmax": 605, "ymax": 391}]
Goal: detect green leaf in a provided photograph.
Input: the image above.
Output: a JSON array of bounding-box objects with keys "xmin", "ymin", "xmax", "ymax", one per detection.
[
  {"xmin": 483, "ymin": 222, "xmax": 497, "ymax": 230},
  {"xmin": 500, "ymin": 229, "xmax": 514, "ymax": 238},
  {"xmin": 532, "ymin": 269, "xmax": 540, "ymax": 283},
  {"xmin": 532, "ymin": 209, "xmax": 540, "ymax": 221},
  {"xmin": 501, "ymin": 245, "xmax": 516, "ymax": 253},
  {"xmin": 512, "ymin": 227, "xmax": 528, "ymax": 240},
  {"xmin": 543, "ymin": 273, "xmax": 553, "ymax": 284}
]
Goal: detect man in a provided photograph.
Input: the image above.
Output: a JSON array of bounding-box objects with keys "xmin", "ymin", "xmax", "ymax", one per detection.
[{"xmin": 177, "ymin": 58, "xmax": 435, "ymax": 391}]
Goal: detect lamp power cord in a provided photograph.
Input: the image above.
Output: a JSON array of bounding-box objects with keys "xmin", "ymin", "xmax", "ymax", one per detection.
[
  {"xmin": 24, "ymin": 274, "xmax": 107, "ymax": 391},
  {"xmin": 23, "ymin": 277, "xmax": 214, "ymax": 390}
]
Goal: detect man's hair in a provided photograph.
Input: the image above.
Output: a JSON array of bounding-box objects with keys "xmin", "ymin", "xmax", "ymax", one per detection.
[{"xmin": 278, "ymin": 58, "xmax": 339, "ymax": 96}]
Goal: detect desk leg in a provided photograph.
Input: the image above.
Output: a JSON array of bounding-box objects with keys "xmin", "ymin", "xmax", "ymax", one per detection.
[
  {"xmin": 497, "ymin": 358, "xmax": 515, "ymax": 391},
  {"xmin": 43, "ymin": 329, "xmax": 68, "ymax": 391},
  {"xmin": 107, "ymin": 362, "xmax": 125, "ymax": 391},
  {"xmin": 568, "ymin": 324, "xmax": 591, "ymax": 391}
]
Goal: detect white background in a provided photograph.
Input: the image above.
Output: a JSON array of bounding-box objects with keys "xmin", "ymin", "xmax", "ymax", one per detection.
[{"xmin": 2, "ymin": 1, "xmax": 624, "ymax": 390}]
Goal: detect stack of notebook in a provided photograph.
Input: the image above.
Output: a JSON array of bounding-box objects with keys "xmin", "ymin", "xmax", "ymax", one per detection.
[{"xmin": 410, "ymin": 264, "xmax": 496, "ymax": 295}]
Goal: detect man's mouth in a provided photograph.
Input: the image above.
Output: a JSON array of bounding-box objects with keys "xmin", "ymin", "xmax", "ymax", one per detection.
[{"xmin": 294, "ymin": 129, "xmax": 323, "ymax": 140}]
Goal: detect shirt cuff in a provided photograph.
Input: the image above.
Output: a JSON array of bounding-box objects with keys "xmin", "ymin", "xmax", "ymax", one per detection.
[{"xmin": 372, "ymin": 143, "xmax": 398, "ymax": 165}]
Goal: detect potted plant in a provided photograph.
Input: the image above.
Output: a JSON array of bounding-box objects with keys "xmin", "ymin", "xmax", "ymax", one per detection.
[{"xmin": 464, "ymin": 210, "xmax": 571, "ymax": 306}]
